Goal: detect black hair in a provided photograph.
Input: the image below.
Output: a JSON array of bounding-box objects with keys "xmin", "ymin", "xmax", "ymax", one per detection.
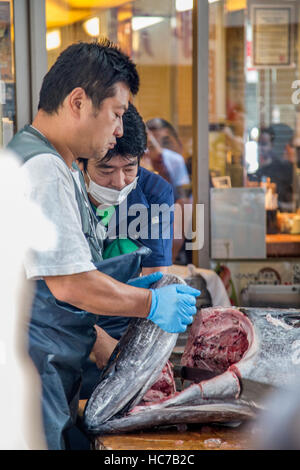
[
  {"xmin": 38, "ymin": 39, "xmax": 139, "ymax": 113},
  {"xmin": 78, "ymin": 102, "xmax": 147, "ymax": 170},
  {"xmin": 259, "ymin": 126, "xmax": 275, "ymax": 141},
  {"xmin": 146, "ymin": 117, "xmax": 181, "ymax": 145},
  {"xmin": 259, "ymin": 124, "xmax": 294, "ymax": 160}
]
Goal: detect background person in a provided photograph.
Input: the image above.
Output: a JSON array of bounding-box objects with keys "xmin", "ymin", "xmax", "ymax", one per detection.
[
  {"xmin": 144, "ymin": 118, "xmax": 192, "ymax": 264},
  {"xmin": 144, "ymin": 117, "xmax": 231, "ymax": 308},
  {"xmin": 252, "ymin": 124, "xmax": 295, "ymax": 211},
  {"xmin": 7, "ymin": 40, "xmax": 200, "ymax": 450},
  {"xmin": 145, "ymin": 117, "xmax": 191, "ymax": 202}
]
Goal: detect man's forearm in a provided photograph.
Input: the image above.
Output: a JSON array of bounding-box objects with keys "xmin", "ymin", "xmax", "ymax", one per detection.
[
  {"xmin": 44, "ymin": 270, "xmax": 152, "ymax": 318},
  {"xmin": 91, "ymin": 325, "xmax": 118, "ymax": 369}
]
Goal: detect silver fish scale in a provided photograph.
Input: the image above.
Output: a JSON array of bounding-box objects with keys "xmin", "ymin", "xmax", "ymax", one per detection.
[
  {"xmin": 95, "ymin": 403, "xmax": 256, "ymax": 435},
  {"xmin": 238, "ymin": 308, "xmax": 300, "ymax": 388},
  {"xmin": 83, "ymin": 273, "xmax": 186, "ymax": 432}
]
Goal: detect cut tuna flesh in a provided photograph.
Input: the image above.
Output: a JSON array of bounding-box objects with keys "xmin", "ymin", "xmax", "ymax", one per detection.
[
  {"xmin": 140, "ymin": 361, "xmax": 176, "ymax": 404},
  {"xmin": 136, "ymin": 308, "xmax": 253, "ymax": 408},
  {"xmin": 181, "ymin": 307, "xmax": 252, "ymax": 374}
]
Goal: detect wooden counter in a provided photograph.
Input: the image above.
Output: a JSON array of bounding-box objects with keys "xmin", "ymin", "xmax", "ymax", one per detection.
[
  {"xmin": 92, "ymin": 422, "xmax": 257, "ymax": 450},
  {"xmin": 266, "ymin": 233, "xmax": 300, "ymax": 257},
  {"xmin": 79, "ymin": 401, "xmax": 257, "ymax": 450}
]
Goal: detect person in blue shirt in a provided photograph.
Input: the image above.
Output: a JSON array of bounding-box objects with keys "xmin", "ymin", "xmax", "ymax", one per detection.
[
  {"xmin": 78, "ymin": 103, "xmax": 174, "ymax": 282},
  {"xmin": 77, "ymin": 103, "xmax": 176, "ymax": 397}
]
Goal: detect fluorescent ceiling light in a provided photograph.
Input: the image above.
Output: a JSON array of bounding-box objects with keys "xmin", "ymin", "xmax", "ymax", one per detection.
[
  {"xmin": 176, "ymin": 0, "xmax": 193, "ymax": 12},
  {"xmin": 208, "ymin": 0, "xmax": 219, "ymax": 3},
  {"xmin": 132, "ymin": 16, "xmax": 164, "ymax": 31},
  {"xmin": 46, "ymin": 30, "xmax": 61, "ymax": 51},
  {"xmin": 83, "ymin": 17, "xmax": 100, "ymax": 37}
]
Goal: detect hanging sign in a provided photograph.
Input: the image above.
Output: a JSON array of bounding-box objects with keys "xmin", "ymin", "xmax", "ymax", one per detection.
[{"xmin": 251, "ymin": 4, "xmax": 295, "ymax": 68}]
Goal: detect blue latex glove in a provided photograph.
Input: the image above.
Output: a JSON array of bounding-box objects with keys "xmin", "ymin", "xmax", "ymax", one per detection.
[
  {"xmin": 148, "ymin": 284, "xmax": 201, "ymax": 333},
  {"xmin": 127, "ymin": 271, "xmax": 163, "ymax": 289}
]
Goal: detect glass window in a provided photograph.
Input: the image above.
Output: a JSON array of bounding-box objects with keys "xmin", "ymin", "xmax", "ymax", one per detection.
[
  {"xmin": 45, "ymin": 0, "xmax": 193, "ymax": 186},
  {"xmin": 0, "ymin": 0, "xmax": 16, "ymax": 147},
  {"xmin": 209, "ymin": 0, "xmax": 300, "ymax": 258}
]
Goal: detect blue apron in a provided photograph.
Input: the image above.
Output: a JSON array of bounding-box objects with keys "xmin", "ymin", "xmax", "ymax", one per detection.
[{"xmin": 7, "ymin": 126, "xmax": 151, "ymax": 449}]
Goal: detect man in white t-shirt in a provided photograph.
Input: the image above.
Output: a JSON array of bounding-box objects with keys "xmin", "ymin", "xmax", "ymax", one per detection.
[{"xmin": 7, "ymin": 40, "xmax": 199, "ymax": 450}]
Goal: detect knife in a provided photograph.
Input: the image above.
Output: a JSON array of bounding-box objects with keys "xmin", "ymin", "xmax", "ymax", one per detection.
[{"xmin": 173, "ymin": 365, "xmax": 218, "ymax": 382}]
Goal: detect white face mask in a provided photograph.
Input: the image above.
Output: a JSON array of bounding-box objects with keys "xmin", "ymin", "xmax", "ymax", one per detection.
[{"xmin": 86, "ymin": 171, "xmax": 138, "ymax": 207}]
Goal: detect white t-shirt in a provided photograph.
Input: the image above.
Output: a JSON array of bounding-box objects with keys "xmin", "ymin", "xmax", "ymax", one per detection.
[
  {"xmin": 22, "ymin": 153, "xmax": 96, "ymax": 280},
  {"xmin": 161, "ymin": 148, "xmax": 190, "ymax": 187}
]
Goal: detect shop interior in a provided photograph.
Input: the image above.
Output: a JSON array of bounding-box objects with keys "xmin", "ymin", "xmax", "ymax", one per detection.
[{"xmin": 1, "ymin": 0, "xmax": 300, "ymax": 451}]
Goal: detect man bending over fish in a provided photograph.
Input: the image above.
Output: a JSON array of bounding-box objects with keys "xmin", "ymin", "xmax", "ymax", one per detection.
[
  {"xmin": 77, "ymin": 103, "xmax": 177, "ymax": 398},
  {"xmin": 7, "ymin": 40, "xmax": 200, "ymax": 450}
]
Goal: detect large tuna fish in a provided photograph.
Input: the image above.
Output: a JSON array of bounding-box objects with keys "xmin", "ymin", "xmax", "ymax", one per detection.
[
  {"xmin": 83, "ymin": 275, "xmax": 300, "ymax": 435},
  {"xmin": 83, "ymin": 274, "xmax": 184, "ymax": 432}
]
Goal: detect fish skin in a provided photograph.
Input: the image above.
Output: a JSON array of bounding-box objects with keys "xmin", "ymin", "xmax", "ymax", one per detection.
[
  {"xmin": 83, "ymin": 274, "xmax": 186, "ymax": 433},
  {"xmin": 93, "ymin": 403, "xmax": 255, "ymax": 435},
  {"xmin": 235, "ymin": 307, "xmax": 300, "ymax": 388},
  {"xmin": 182, "ymin": 306, "xmax": 300, "ymax": 389},
  {"xmin": 83, "ymin": 300, "xmax": 300, "ymax": 436}
]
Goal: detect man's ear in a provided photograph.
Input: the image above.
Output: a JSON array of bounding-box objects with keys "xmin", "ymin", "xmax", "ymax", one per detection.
[{"xmin": 67, "ymin": 87, "xmax": 87, "ymax": 117}]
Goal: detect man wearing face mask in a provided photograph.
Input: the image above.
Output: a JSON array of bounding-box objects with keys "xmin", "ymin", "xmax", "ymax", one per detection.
[{"xmin": 77, "ymin": 103, "xmax": 174, "ymax": 338}]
